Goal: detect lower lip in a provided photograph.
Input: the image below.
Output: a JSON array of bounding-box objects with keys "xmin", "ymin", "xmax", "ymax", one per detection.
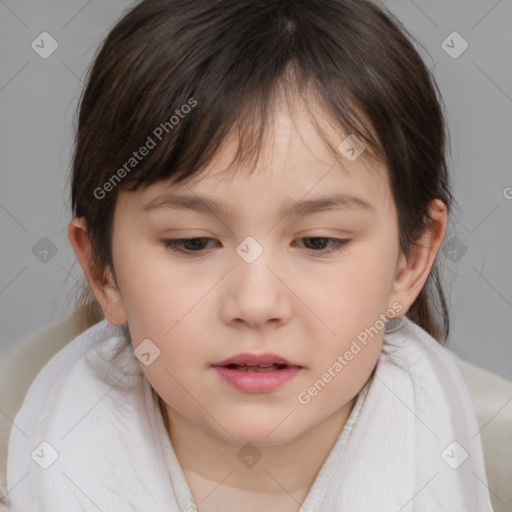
[{"xmin": 212, "ymin": 366, "xmax": 302, "ymax": 392}]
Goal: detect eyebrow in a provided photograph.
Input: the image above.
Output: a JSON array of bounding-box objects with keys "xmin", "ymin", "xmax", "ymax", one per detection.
[{"xmin": 142, "ymin": 192, "xmax": 375, "ymax": 218}]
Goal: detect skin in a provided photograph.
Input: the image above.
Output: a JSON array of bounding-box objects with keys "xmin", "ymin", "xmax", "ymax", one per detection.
[{"xmin": 69, "ymin": 96, "xmax": 447, "ymax": 512}]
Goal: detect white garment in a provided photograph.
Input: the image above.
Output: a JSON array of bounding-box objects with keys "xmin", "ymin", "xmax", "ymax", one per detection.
[{"xmin": 6, "ymin": 317, "xmax": 493, "ymax": 511}]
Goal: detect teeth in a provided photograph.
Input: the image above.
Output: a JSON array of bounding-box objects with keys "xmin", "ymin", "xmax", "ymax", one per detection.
[
  {"xmin": 238, "ymin": 365, "xmax": 277, "ymax": 372},
  {"xmin": 228, "ymin": 363, "xmax": 286, "ymax": 372}
]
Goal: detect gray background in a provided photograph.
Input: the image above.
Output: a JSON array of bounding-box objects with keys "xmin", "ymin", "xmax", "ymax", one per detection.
[{"xmin": 1, "ymin": 0, "xmax": 511, "ymax": 380}]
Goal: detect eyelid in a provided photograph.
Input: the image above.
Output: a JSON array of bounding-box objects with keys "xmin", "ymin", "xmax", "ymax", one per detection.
[{"xmin": 160, "ymin": 236, "xmax": 351, "ymax": 256}]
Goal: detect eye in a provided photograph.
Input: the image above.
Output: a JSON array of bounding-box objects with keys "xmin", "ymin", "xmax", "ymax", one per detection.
[
  {"xmin": 161, "ymin": 237, "xmax": 217, "ymax": 254},
  {"xmin": 295, "ymin": 237, "xmax": 350, "ymax": 254},
  {"xmin": 161, "ymin": 237, "xmax": 350, "ymax": 256}
]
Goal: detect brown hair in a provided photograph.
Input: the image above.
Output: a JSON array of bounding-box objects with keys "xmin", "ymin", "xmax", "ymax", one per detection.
[{"xmin": 68, "ymin": 0, "xmax": 453, "ymax": 345}]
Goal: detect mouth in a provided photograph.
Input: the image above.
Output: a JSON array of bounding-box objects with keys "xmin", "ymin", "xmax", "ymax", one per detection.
[
  {"xmin": 211, "ymin": 354, "xmax": 303, "ymax": 392},
  {"xmin": 222, "ymin": 363, "xmax": 290, "ymax": 372},
  {"xmin": 212, "ymin": 363, "xmax": 302, "ymax": 393},
  {"xmin": 211, "ymin": 352, "xmax": 302, "ymax": 369}
]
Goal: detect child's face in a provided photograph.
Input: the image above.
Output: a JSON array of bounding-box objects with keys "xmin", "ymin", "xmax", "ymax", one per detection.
[{"xmin": 107, "ymin": 101, "xmax": 407, "ymax": 446}]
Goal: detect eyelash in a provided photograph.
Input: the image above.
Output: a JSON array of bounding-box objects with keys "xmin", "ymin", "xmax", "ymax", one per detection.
[{"xmin": 161, "ymin": 237, "xmax": 350, "ymax": 256}]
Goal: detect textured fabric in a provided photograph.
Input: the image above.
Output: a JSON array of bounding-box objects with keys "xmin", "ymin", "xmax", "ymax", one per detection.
[{"xmin": 6, "ymin": 317, "xmax": 494, "ymax": 511}]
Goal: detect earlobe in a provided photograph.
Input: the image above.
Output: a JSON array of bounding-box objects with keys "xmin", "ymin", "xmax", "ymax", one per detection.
[
  {"xmin": 389, "ymin": 199, "xmax": 448, "ymax": 314},
  {"xmin": 67, "ymin": 217, "xmax": 127, "ymax": 326}
]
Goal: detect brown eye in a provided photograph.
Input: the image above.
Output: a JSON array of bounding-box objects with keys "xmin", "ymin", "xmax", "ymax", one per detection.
[
  {"xmin": 160, "ymin": 237, "xmax": 350, "ymax": 257},
  {"xmin": 297, "ymin": 237, "xmax": 350, "ymax": 254},
  {"xmin": 162, "ymin": 238, "xmax": 216, "ymax": 254}
]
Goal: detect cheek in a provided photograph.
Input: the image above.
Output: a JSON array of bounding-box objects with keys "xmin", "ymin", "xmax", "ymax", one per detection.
[
  {"xmin": 300, "ymin": 288, "xmax": 385, "ymax": 414},
  {"xmin": 316, "ymin": 260, "xmax": 396, "ymax": 336},
  {"xmin": 112, "ymin": 239, "xmax": 215, "ymax": 385},
  {"xmin": 305, "ymin": 241, "xmax": 396, "ymax": 371},
  {"xmin": 307, "ymin": 342, "xmax": 380, "ymax": 420},
  {"xmin": 113, "ymin": 243, "xmax": 193, "ymax": 332},
  {"xmin": 344, "ymin": 235, "xmax": 398, "ymax": 302},
  {"xmin": 128, "ymin": 311, "xmax": 208, "ymax": 412}
]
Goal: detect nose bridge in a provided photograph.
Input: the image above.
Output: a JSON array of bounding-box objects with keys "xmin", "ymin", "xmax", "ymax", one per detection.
[
  {"xmin": 220, "ymin": 235, "xmax": 291, "ymax": 327},
  {"xmin": 235, "ymin": 234, "xmax": 279, "ymax": 296}
]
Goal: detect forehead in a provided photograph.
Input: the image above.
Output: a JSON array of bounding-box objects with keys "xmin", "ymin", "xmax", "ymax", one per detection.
[
  {"xmin": 120, "ymin": 96, "xmax": 391, "ymax": 214},
  {"xmin": 190, "ymin": 94, "xmax": 385, "ymax": 183}
]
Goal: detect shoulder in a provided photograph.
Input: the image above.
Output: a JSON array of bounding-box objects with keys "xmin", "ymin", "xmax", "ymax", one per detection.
[{"xmin": 11, "ymin": 319, "xmax": 136, "ymax": 436}]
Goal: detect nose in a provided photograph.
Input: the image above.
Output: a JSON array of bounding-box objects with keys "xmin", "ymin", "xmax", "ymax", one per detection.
[{"xmin": 219, "ymin": 246, "xmax": 293, "ymax": 329}]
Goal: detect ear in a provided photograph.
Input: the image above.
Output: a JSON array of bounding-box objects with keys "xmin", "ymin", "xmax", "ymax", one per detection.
[
  {"xmin": 67, "ymin": 217, "xmax": 127, "ymax": 326},
  {"xmin": 388, "ymin": 199, "xmax": 448, "ymax": 314}
]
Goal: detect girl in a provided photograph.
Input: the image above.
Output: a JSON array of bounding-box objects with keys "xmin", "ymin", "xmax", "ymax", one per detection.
[{"xmin": 6, "ymin": 0, "xmax": 494, "ymax": 510}]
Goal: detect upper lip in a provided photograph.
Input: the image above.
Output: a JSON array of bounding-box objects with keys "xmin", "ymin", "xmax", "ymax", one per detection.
[{"xmin": 212, "ymin": 352, "xmax": 302, "ymax": 367}]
